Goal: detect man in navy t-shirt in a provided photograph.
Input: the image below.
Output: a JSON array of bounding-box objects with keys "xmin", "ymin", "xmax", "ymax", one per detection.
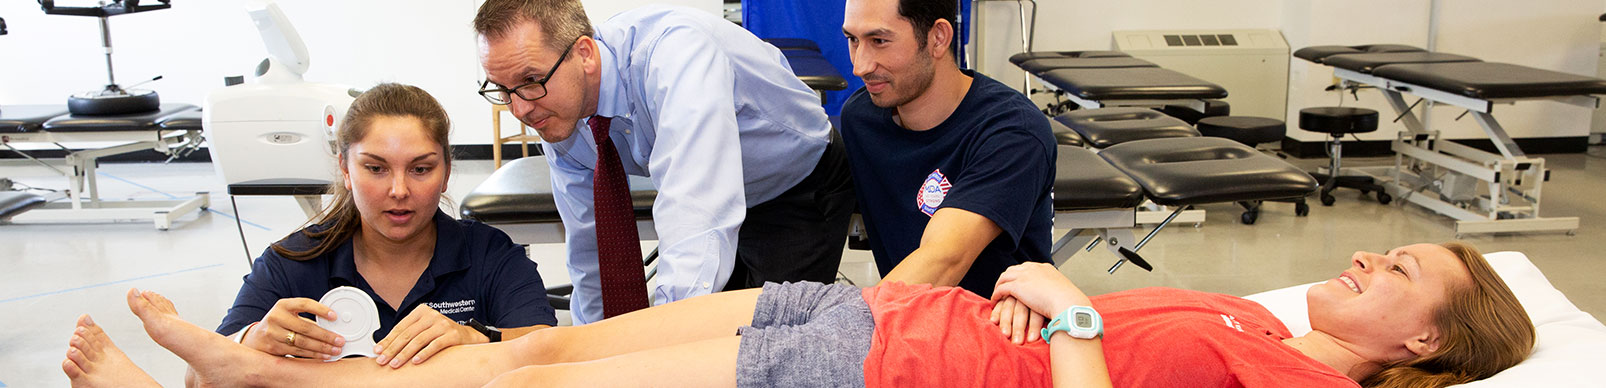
[{"xmin": 840, "ymin": 0, "xmax": 1054, "ymax": 297}]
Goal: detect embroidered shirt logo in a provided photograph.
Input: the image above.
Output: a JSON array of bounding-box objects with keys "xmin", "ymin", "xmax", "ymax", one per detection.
[
  {"xmin": 916, "ymin": 169, "xmax": 951, "ymax": 216},
  {"xmin": 427, "ymin": 299, "xmax": 477, "ymax": 315}
]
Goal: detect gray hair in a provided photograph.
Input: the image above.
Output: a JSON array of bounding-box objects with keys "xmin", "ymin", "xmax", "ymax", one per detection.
[{"xmin": 473, "ymin": 0, "xmax": 594, "ymax": 51}]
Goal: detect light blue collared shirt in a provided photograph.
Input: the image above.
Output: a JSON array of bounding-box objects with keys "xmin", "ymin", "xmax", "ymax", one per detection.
[{"xmin": 543, "ymin": 5, "xmax": 830, "ymax": 324}]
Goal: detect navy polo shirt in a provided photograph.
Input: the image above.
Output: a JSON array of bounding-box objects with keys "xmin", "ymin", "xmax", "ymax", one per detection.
[
  {"xmin": 839, "ymin": 71, "xmax": 1056, "ymax": 297},
  {"xmin": 217, "ymin": 210, "xmax": 556, "ymax": 341}
]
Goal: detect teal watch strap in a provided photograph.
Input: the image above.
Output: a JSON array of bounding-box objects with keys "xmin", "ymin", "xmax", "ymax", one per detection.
[{"xmin": 1041, "ymin": 305, "xmax": 1102, "ymax": 344}]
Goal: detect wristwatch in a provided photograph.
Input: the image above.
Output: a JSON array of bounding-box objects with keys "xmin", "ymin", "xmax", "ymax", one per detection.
[
  {"xmin": 1041, "ymin": 305, "xmax": 1102, "ymax": 343},
  {"xmin": 466, "ymin": 318, "xmax": 502, "ymax": 343}
]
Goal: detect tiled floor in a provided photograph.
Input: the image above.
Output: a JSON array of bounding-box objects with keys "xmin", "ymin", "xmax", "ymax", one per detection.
[{"xmin": 3, "ymin": 150, "xmax": 1603, "ymax": 387}]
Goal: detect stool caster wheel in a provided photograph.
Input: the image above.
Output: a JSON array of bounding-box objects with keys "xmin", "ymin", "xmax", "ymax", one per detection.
[
  {"xmin": 1360, "ymin": 189, "xmax": 1370, "ymax": 195},
  {"xmin": 1320, "ymin": 193, "xmax": 1336, "ymax": 206},
  {"xmin": 1241, "ymin": 211, "xmax": 1259, "ymax": 225},
  {"xmin": 1377, "ymin": 192, "xmax": 1392, "ymax": 205},
  {"xmin": 1295, "ymin": 202, "xmax": 1310, "ymax": 216}
]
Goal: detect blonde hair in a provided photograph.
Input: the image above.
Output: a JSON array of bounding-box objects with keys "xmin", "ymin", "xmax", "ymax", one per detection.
[
  {"xmin": 1360, "ymin": 242, "xmax": 1535, "ymax": 388},
  {"xmin": 270, "ymin": 83, "xmax": 453, "ymax": 260}
]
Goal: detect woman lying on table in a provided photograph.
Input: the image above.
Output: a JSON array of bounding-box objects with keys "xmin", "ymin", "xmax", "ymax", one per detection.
[{"xmin": 67, "ymin": 242, "xmax": 1531, "ymax": 387}]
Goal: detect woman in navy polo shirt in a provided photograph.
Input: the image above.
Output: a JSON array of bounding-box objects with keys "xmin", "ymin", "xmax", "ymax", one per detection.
[{"xmin": 214, "ymin": 83, "xmax": 556, "ymax": 368}]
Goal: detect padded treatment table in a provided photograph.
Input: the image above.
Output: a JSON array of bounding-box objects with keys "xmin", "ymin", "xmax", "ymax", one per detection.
[
  {"xmin": 1054, "ymin": 107, "xmax": 1199, "ymax": 149},
  {"xmin": 1048, "ymin": 118, "xmax": 1084, "ymax": 147},
  {"xmin": 1037, "ymin": 66, "xmax": 1228, "ymax": 110},
  {"xmin": 1373, "ymin": 62, "xmax": 1606, "ymax": 100},
  {"xmin": 1291, "ymin": 44, "xmax": 1429, "ymax": 64},
  {"xmin": 1297, "ymin": 45, "xmax": 1606, "ymax": 235},
  {"xmin": 1098, "ymin": 137, "xmax": 1318, "ymax": 207},
  {"xmin": 1009, "ymin": 50, "xmax": 1227, "ymax": 115},
  {"xmin": 1014, "ymin": 56, "xmax": 1157, "ymax": 75},
  {"xmin": 1008, "ymin": 50, "xmax": 1130, "ymax": 65},
  {"xmin": 460, "ymin": 156, "xmax": 658, "ymax": 244},
  {"xmin": 1, "ymin": 105, "xmax": 70, "ymax": 133},
  {"xmin": 1056, "ymin": 137, "xmax": 1316, "ymax": 272},
  {"xmin": 1320, "ymin": 52, "xmax": 1481, "ymax": 74},
  {"xmin": 0, "ymin": 104, "xmax": 209, "ymax": 229}
]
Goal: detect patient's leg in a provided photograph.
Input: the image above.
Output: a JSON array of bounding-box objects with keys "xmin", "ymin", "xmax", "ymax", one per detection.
[
  {"xmin": 486, "ymin": 336, "xmax": 742, "ymax": 388},
  {"xmin": 130, "ymin": 287, "xmax": 763, "ymax": 387},
  {"xmin": 62, "ymin": 314, "xmax": 162, "ymax": 388},
  {"xmin": 520, "ymin": 287, "xmax": 762, "ymax": 364},
  {"xmin": 127, "ymin": 288, "xmax": 523, "ymax": 387}
]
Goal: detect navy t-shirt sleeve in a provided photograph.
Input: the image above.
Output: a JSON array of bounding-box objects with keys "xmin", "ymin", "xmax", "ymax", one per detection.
[
  {"xmin": 938, "ymin": 123, "xmax": 1054, "ymax": 249},
  {"xmin": 479, "ymin": 227, "xmax": 559, "ymax": 328},
  {"xmin": 216, "ymin": 248, "xmax": 294, "ymax": 335}
]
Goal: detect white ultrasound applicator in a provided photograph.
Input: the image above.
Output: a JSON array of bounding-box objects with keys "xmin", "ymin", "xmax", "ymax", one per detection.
[{"xmin": 316, "ymin": 286, "xmax": 380, "ymax": 361}]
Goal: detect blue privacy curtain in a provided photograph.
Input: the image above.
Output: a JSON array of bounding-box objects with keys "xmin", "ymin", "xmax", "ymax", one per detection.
[{"xmin": 742, "ymin": 1, "xmax": 970, "ymax": 116}]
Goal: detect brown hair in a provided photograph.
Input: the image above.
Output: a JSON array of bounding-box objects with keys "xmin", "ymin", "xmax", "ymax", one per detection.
[
  {"xmin": 270, "ymin": 83, "xmax": 453, "ymax": 261},
  {"xmin": 1361, "ymin": 242, "xmax": 1535, "ymax": 388},
  {"xmin": 473, "ymin": 0, "xmax": 593, "ymax": 51}
]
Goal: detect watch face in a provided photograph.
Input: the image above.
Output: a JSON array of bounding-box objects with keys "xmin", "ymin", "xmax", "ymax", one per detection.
[{"xmin": 1074, "ymin": 311, "xmax": 1093, "ymax": 328}]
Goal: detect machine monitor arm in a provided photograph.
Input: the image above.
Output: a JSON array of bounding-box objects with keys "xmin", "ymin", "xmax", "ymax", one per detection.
[{"xmin": 246, "ymin": 0, "xmax": 311, "ymax": 77}]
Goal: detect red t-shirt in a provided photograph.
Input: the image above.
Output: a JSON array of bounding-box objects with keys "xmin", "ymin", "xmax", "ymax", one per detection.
[{"xmin": 860, "ymin": 282, "xmax": 1358, "ymax": 388}]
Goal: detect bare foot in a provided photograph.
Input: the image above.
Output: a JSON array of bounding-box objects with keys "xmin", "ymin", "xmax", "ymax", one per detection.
[
  {"xmin": 61, "ymin": 314, "xmax": 163, "ymax": 388},
  {"xmin": 125, "ymin": 288, "xmax": 259, "ymax": 387}
]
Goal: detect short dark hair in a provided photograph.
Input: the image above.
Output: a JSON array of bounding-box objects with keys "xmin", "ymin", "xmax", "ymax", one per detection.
[
  {"xmin": 473, "ymin": 0, "xmax": 594, "ymax": 51},
  {"xmin": 898, "ymin": 0, "xmax": 958, "ymax": 53}
]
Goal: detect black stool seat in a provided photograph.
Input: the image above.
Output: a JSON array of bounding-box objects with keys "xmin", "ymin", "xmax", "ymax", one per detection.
[
  {"xmin": 1297, "ymin": 107, "xmax": 1390, "ymax": 206},
  {"xmin": 1197, "ymin": 116, "xmax": 1285, "ymax": 146},
  {"xmin": 1299, "ymin": 107, "xmax": 1378, "ymax": 135},
  {"xmin": 227, "ymin": 178, "xmax": 331, "ymax": 196}
]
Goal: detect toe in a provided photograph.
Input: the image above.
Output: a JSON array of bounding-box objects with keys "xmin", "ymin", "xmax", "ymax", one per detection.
[
  {"xmin": 62, "ymin": 357, "xmax": 83, "ymax": 379},
  {"xmin": 66, "ymin": 347, "xmax": 90, "ymax": 372}
]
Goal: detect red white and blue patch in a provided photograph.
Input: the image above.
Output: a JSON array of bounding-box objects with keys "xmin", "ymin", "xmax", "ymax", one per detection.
[{"xmin": 916, "ymin": 169, "xmax": 951, "ymax": 216}]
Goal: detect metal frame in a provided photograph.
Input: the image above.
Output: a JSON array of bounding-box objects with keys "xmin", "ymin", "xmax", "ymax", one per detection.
[
  {"xmin": 1330, "ymin": 68, "xmax": 1584, "ymax": 236},
  {"xmin": 1, "ymin": 128, "xmax": 209, "ymax": 230},
  {"xmin": 1050, "ymin": 206, "xmax": 1203, "ymax": 273}
]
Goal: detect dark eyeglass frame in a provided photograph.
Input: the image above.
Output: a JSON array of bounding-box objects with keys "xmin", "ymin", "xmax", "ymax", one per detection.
[{"xmin": 479, "ymin": 39, "xmax": 577, "ymax": 105}]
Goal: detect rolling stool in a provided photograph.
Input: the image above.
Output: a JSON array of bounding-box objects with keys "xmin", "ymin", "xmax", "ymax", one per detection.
[
  {"xmin": 1298, "ymin": 107, "xmax": 1391, "ymax": 206},
  {"xmin": 1196, "ymin": 116, "xmax": 1310, "ymax": 223}
]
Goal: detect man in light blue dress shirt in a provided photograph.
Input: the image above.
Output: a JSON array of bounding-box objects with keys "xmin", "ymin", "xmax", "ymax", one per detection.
[{"xmin": 473, "ymin": 0, "xmax": 854, "ymax": 324}]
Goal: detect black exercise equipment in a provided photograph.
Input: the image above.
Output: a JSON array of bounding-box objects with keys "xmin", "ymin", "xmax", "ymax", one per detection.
[{"xmin": 39, "ymin": 0, "xmax": 172, "ymax": 115}]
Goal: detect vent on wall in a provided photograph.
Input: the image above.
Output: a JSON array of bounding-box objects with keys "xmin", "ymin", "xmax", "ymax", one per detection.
[
  {"xmin": 1163, "ymin": 34, "xmax": 1239, "ymax": 47},
  {"xmin": 1113, "ymin": 29, "xmax": 1289, "ymax": 122}
]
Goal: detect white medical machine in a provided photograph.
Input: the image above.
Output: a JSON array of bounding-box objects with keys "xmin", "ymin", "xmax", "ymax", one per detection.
[{"xmin": 203, "ymin": 0, "xmax": 357, "ymax": 216}]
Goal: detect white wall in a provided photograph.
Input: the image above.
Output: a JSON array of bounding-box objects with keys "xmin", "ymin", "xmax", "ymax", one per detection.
[
  {"xmin": 973, "ymin": 0, "xmax": 1603, "ymax": 143},
  {"xmin": 0, "ymin": 0, "xmax": 719, "ymax": 149}
]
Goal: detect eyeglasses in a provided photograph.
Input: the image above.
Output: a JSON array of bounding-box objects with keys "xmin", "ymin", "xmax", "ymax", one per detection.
[{"xmin": 478, "ymin": 40, "xmax": 577, "ymax": 105}]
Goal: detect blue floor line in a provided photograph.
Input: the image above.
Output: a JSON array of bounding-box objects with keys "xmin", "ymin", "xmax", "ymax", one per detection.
[
  {"xmin": 206, "ymin": 208, "xmax": 272, "ymax": 231},
  {"xmin": 0, "ymin": 263, "xmax": 226, "ymax": 305},
  {"xmin": 97, "ymin": 172, "xmax": 272, "ymax": 231}
]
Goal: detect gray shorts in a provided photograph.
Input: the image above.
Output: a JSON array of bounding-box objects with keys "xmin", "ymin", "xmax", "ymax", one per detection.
[{"xmin": 736, "ymin": 282, "xmax": 873, "ymax": 388}]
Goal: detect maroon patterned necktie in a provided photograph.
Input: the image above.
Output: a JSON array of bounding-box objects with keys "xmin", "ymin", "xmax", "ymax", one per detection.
[{"xmin": 589, "ymin": 116, "xmax": 649, "ymax": 318}]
